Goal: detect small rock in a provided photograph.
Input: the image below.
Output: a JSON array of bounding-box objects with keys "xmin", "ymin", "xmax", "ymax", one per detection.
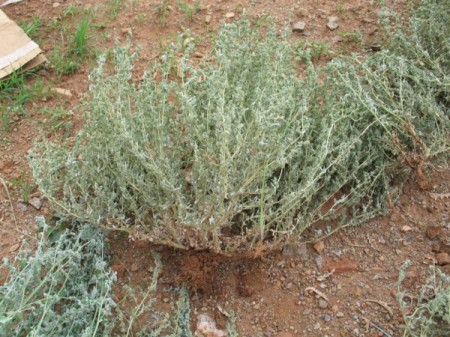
[
  {"xmin": 318, "ymin": 299, "xmax": 328, "ymax": 309},
  {"xmin": 195, "ymin": 314, "xmax": 226, "ymax": 337},
  {"xmin": 314, "ymin": 322, "xmax": 321, "ymax": 330},
  {"xmin": 28, "ymin": 197, "xmax": 43, "ymax": 210},
  {"xmin": 130, "ymin": 263, "xmax": 140, "ymax": 272},
  {"xmin": 362, "ymin": 18, "xmax": 374, "ymax": 23},
  {"xmin": 313, "ymin": 241, "xmax": 325, "ymax": 254},
  {"xmin": 292, "ymin": 21, "xmax": 306, "ymax": 32},
  {"xmin": 324, "ymin": 257, "xmax": 358, "ymax": 274},
  {"xmin": 225, "ymin": 12, "xmax": 235, "ymax": 18},
  {"xmin": 121, "ymin": 27, "xmax": 132, "ymax": 36},
  {"xmin": 327, "ymin": 16, "xmax": 339, "ymax": 30},
  {"xmin": 17, "ymin": 202, "xmax": 28, "ymax": 212},
  {"xmin": 401, "ymin": 225, "xmax": 412, "ymax": 233},
  {"xmin": 53, "ymin": 87, "xmax": 73, "ymax": 98},
  {"xmin": 52, "ymin": 2, "xmax": 60, "ymax": 8},
  {"xmin": 436, "ymin": 252, "xmax": 450, "ymax": 266},
  {"xmin": 323, "ymin": 314, "xmax": 332, "ymax": 322},
  {"xmin": 163, "ymin": 297, "xmax": 170, "ymax": 303},
  {"xmin": 426, "ymin": 226, "xmax": 443, "ymax": 240},
  {"xmin": 369, "ymin": 42, "xmax": 382, "ymax": 51},
  {"xmin": 282, "ymin": 243, "xmax": 307, "ymax": 257},
  {"xmin": 336, "ymin": 311, "xmax": 344, "ymax": 318},
  {"xmin": 9, "ymin": 243, "xmax": 20, "ymax": 253},
  {"xmin": 111, "ymin": 264, "xmax": 126, "ymax": 277},
  {"xmin": 204, "ymin": 15, "xmax": 211, "ymax": 24}
]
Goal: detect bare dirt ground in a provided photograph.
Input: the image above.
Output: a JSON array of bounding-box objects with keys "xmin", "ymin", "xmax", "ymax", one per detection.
[{"xmin": 1, "ymin": 0, "xmax": 449, "ymax": 336}]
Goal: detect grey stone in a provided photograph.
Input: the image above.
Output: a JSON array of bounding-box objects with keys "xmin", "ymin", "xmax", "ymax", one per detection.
[
  {"xmin": 28, "ymin": 197, "xmax": 43, "ymax": 210},
  {"xmin": 318, "ymin": 299, "xmax": 328, "ymax": 309},
  {"xmin": 327, "ymin": 16, "xmax": 339, "ymax": 30},
  {"xmin": 282, "ymin": 243, "xmax": 307, "ymax": 257},
  {"xmin": 292, "ymin": 21, "xmax": 306, "ymax": 32}
]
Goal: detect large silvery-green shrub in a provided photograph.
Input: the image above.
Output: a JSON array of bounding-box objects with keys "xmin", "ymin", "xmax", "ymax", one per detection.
[
  {"xmin": 30, "ymin": 0, "xmax": 449, "ymax": 254},
  {"xmin": 29, "ymin": 20, "xmax": 388, "ymax": 253}
]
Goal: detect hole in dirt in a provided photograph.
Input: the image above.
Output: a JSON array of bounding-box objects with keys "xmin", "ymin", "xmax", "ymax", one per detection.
[
  {"xmin": 169, "ymin": 251, "xmax": 265, "ymax": 299},
  {"xmin": 108, "ymin": 235, "xmax": 267, "ymax": 300}
]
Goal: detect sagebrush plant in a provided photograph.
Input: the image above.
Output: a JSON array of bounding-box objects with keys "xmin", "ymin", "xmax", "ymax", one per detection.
[
  {"xmin": 30, "ymin": 21, "xmax": 388, "ymax": 254},
  {"xmin": 397, "ymin": 261, "xmax": 450, "ymax": 337},
  {"xmin": 30, "ymin": 0, "xmax": 449, "ymax": 254},
  {"xmin": 327, "ymin": 0, "xmax": 449, "ymax": 166}
]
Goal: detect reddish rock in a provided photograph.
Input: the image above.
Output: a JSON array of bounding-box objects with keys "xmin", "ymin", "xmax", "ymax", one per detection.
[
  {"xmin": 111, "ymin": 264, "xmax": 126, "ymax": 277},
  {"xmin": 436, "ymin": 253, "xmax": 450, "ymax": 266},
  {"xmin": 313, "ymin": 241, "xmax": 325, "ymax": 254},
  {"xmin": 426, "ymin": 226, "xmax": 443, "ymax": 240},
  {"xmin": 324, "ymin": 257, "xmax": 358, "ymax": 274}
]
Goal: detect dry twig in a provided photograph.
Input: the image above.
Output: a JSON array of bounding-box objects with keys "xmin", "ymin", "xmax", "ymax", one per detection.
[
  {"xmin": 365, "ymin": 299, "xmax": 394, "ymax": 317},
  {"xmin": 317, "ymin": 269, "xmax": 335, "ymax": 282},
  {"xmin": 362, "ymin": 317, "xmax": 392, "ymax": 337},
  {"xmin": 305, "ymin": 286, "xmax": 329, "ymax": 302}
]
